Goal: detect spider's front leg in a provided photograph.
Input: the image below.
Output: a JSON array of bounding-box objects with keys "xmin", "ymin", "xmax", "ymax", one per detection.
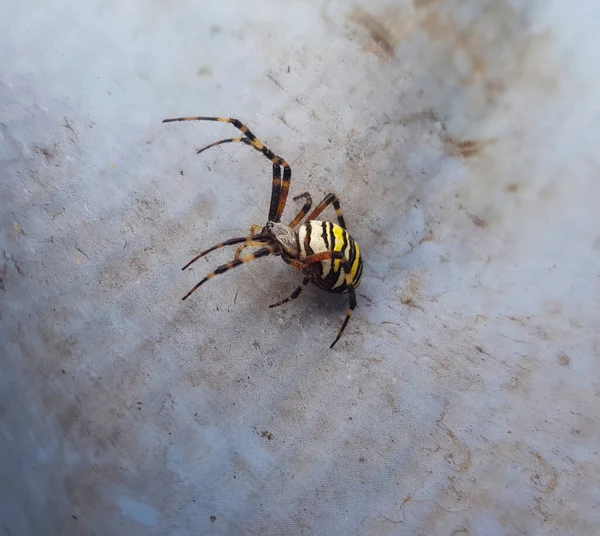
[
  {"xmin": 234, "ymin": 225, "xmax": 264, "ymax": 260},
  {"xmin": 162, "ymin": 116, "xmax": 292, "ymax": 223}
]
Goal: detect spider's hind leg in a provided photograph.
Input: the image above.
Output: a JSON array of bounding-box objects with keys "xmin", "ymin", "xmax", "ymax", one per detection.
[
  {"xmin": 269, "ymin": 276, "xmax": 311, "ymax": 308},
  {"xmin": 288, "ymin": 251, "xmax": 357, "ymax": 348},
  {"xmin": 306, "ymin": 193, "xmax": 346, "ymax": 229}
]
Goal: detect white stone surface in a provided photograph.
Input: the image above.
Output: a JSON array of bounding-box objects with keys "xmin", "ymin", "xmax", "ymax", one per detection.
[{"xmin": 1, "ymin": 0, "xmax": 599, "ymax": 534}]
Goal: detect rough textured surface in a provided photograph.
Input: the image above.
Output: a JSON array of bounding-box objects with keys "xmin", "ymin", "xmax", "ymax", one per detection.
[{"xmin": 1, "ymin": 0, "xmax": 599, "ymax": 534}]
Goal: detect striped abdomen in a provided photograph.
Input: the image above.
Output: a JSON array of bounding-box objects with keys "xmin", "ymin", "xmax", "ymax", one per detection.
[{"xmin": 296, "ymin": 220, "xmax": 363, "ymax": 293}]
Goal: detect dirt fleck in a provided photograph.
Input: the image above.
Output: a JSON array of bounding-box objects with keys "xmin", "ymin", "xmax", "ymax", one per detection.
[
  {"xmin": 468, "ymin": 214, "xmax": 488, "ymax": 228},
  {"xmin": 538, "ymin": 181, "xmax": 557, "ymax": 201},
  {"xmin": 399, "ymin": 108, "xmax": 441, "ymax": 127},
  {"xmin": 210, "ymin": 515, "xmax": 216, "ymax": 522},
  {"xmin": 531, "ymin": 452, "xmax": 559, "ymax": 494},
  {"xmin": 129, "ymin": 255, "xmax": 148, "ymax": 276},
  {"xmin": 358, "ymin": 456, "xmax": 366, "ymax": 463},
  {"xmin": 444, "ymin": 135, "xmax": 491, "ymax": 158},
  {"xmin": 33, "ymin": 142, "xmax": 59, "ymax": 162},
  {"xmin": 558, "ymin": 355, "xmax": 570, "ymax": 367},
  {"xmin": 506, "ymin": 183, "xmax": 519, "ymax": 193},
  {"xmin": 349, "ymin": 8, "xmax": 396, "ymax": 60},
  {"xmin": 414, "ymin": 0, "xmax": 436, "ymax": 7},
  {"xmin": 278, "ymin": 114, "xmax": 290, "ymax": 128},
  {"xmin": 63, "ymin": 117, "xmax": 78, "ymax": 138},
  {"xmin": 436, "ymin": 414, "xmax": 472, "ymax": 473},
  {"xmin": 419, "ymin": 232, "xmax": 435, "ymax": 245},
  {"xmin": 369, "ymin": 226, "xmax": 393, "ymax": 247},
  {"xmin": 260, "ymin": 431, "xmax": 274, "ymax": 440},
  {"xmin": 399, "ymin": 273, "xmax": 425, "ymax": 310},
  {"xmin": 197, "ymin": 66, "xmax": 213, "ymax": 77},
  {"xmin": 400, "ymin": 296, "xmax": 424, "ymax": 311}
]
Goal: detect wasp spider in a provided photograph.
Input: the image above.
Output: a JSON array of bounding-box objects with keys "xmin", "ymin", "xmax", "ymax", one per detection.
[{"xmin": 162, "ymin": 116, "xmax": 364, "ymax": 348}]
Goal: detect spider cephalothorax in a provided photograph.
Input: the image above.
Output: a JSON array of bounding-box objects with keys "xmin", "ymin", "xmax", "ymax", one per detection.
[
  {"xmin": 264, "ymin": 221, "xmax": 299, "ymax": 258},
  {"xmin": 163, "ymin": 116, "xmax": 363, "ymax": 348}
]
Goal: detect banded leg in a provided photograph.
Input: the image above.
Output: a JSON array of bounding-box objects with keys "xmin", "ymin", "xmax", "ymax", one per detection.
[
  {"xmin": 289, "ymin": 251, "xmax": 356, "ymax": 348},
  {"xmin": 305, "ymin": 193, "xmax": 346, "ymax": 229},
  {"xmin": 162, "ymin": 116, "xmax": 292, "ymax": 222},
  {"xmin": 234, "ymin": 225, "xmax": 265, "ymax": 260},
  {"xmin": 181, "ymin": 234, "xmax": 270, "ymax": 271},
  {"xmin": 269, "ymin": 276, "xmax": 310, "ymax": 309},
  {"xmin": 288, "ymin": 192, "xmax": 312, "ymax": 228},
  {"xmin": 182, "ymin": 245, "xmax": 278, "ymax": 301}
]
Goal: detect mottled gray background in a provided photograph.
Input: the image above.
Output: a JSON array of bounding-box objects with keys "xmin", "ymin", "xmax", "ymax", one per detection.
[{"xmin": 1, "ymin": 0, "xmax": 599, "ymax": 535}]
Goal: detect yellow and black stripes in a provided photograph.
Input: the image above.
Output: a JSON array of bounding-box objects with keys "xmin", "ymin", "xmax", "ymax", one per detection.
[
  {"xmin": 162, "ymin": 116, "xmax": 291, "ymax": 223},
  {"xmin": 182, "ymin": 245, "xmax": 278, "ymax": 301},
  {"xmin": 297, "ymin": 220, "xmax": 362, "ymax": 293}
]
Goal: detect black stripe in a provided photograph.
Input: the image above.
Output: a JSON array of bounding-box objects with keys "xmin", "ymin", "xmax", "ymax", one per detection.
[
  {"xmin": 348, "ymin": 236, "xmax": 356, "ymax": 267},
  {"xmin": 323, "ymin": 228, "xmax": 348, "ymax": 289},
  {"xmin": 328, "ymin": 222, "xmax": 335, "ymax": 254},
  {"xmin": 304, "ymin": 221, "xmax": 314, "ymax": 256},
  {"xmin": 321, "ymin": 222, "xmax": 330, "ymax": 250},
  {"xmin": 340, "ymin": 228, "xmax": 348, "ymax": 261}
]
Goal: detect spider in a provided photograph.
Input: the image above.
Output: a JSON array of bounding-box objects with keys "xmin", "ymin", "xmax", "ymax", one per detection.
[{"xmin": 162, "ymin": 116, "xmax": 364, "ymax": 348}]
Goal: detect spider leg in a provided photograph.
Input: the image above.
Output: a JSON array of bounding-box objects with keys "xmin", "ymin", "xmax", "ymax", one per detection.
[
  {"xmin": 288, "ymin": 192, "xmax": 313, "ymax": 228},
  {"xmin": 269, "ymin": 276, "xmax": 311, "ymax": 308},
  {"xmin": 289, "ymin": 251, "xmax": 356, "ymax": 348},
  {"xmin": 181, "ymin": 235, "xmax": 270, "ymax": 271},
  {"xmin": 234, "ymin": 225, "xmax": 265, "ymax": 260},
  {"xmin": 305, "ymin": 193, "xmax": 346, "ymax": 229},
  {"xmin": 195, "ymin": 137, "xmax": 253, "ymax": 154},
  {"xmin": 162, "ymin": 116, "xmax": 291, "ymax": 222},
  {"xmin": 182, "ymin": 245, "xmax": 278, "ymax": 301},
  {"xmin": 234, "ymin": 240, "xmax": 271, "ymax": 261}
]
